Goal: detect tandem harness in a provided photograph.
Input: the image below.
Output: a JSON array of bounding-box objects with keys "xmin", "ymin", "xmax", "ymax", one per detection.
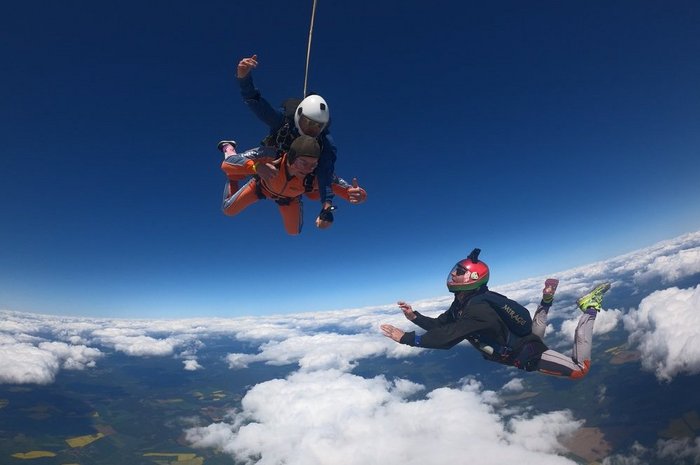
[
  {"xmin": 253, "ymin": 173, "xmax": 316, "ymax": 206},
  {"xmin": 260, "ymin": 98, "xmax": 303, "ymax": 153}
]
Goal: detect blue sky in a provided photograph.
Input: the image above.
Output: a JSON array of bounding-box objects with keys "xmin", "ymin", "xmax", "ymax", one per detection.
[{"xmin": 2, "ymin": 1, "xmax": 699, "ymax": 318}]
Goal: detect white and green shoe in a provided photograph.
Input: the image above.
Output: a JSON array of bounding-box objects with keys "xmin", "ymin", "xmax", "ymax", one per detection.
[{"xmin": 577, "ymin": 282, "xmax": 611, "ymax": 312}]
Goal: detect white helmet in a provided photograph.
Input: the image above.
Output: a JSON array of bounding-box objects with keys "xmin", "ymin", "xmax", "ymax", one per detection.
[{"xmin": 294, "ymin": 95, "xmax": 329, "ymax": 136}]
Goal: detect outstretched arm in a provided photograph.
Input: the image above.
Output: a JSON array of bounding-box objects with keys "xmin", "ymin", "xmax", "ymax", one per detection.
[
  {"xmin": 324, "ymin": 176, "xmax": 367, "ymax": 204},
  {"xmin": 236, "ymin": 54, "xmax": 285, "ymax": 130},
  {"xmin": 381, "ymin": 318, "xmax": 480, "ymax": 350},
  {"xmin": 381, "ymin": 298, "xmax": 494, "ymax": 350},
  {"xmin": 315, "ymin": 133, "xmax": 338, "ymax": 206}
]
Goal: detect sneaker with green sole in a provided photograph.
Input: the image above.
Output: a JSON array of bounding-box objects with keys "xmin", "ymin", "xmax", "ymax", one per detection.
[{"xmin": 577, "ymin": 282, "xmax": 611, "ymax": 312}]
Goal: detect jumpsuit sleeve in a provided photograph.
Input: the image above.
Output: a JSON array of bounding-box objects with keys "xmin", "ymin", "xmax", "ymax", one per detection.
[
  {"xmin": 325, "ymin": 176, "xmax": 367, "ymax": 202},
  {"xmin": 221, "ymin": 147, "xmax": 277, "ymax": 178},
  {"xmin": 400, "ymin": 314, "xmax": 494, "ymax": 350},
  {"xmin": 411, "ymin": 310, "xmax": 454, "ymax": 331},
  {"xmin": 237, "ymin": 74, "xmax": 285, "ymax": 130},
  {"xmin": 316, "ymin": 132, "xmax": 338, "ymax": 205}
]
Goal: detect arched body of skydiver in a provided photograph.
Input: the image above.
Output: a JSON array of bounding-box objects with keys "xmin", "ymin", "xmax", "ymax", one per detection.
[{"xmin": 381, "ymin": 249, "xmax": 611, "ymax": 379}]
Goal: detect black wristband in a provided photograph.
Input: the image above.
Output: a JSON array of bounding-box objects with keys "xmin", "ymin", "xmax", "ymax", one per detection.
[{"xmin": 319, "ymin": 206, "xmax": 336, "ymax": 222}]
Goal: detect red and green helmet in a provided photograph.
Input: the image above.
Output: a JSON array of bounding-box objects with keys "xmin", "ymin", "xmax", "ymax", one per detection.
[{"xmin": 446, "ymin": 248, "xmax": 490, "ymax": 292}]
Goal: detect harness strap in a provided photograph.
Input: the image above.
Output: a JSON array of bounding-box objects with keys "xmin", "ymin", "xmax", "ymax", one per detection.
[
  {"xmin": 261, "ymin": 121, "xmax": 295, "ymax": 153},
  {"xmin": 253, "ymin": 177, "xmax": 266, "ymax": 200},
  {"xmin": 303, "ymin": 173, "xmax": 315, "ymax": 192},
  {"xmin": 254, "ymin": 177, "xmax": 297, "ymax": 206},
  {"xmin": 472, "ymin": 332, "xmax": 548, "ymax": 372}
]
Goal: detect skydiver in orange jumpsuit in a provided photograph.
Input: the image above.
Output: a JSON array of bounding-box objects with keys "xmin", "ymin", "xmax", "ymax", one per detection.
[{"xmin": 220, "ymin": 136, "xmax": 366, "ymax": 235}]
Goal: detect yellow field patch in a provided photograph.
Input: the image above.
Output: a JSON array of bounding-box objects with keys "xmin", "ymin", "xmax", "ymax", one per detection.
[
  {"xmin": 11, "ymin": 450, "xmax": 57, "ymax": 459},
  {"xmin": 66, "ymin": 432, "xmax": 105, "ymax": 448},
  {"xmin": 143, "ymin": 452, "xmax": 204, "ymax": 464}
]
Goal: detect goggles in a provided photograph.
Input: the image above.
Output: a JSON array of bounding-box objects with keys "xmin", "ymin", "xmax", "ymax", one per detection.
[
  {"xmin": 454, "ymin": 264, "xmax": 468, "ymax": 276},
  {"xmin": 300, "ymin": 115, "xmax": 325, "ymax": 131},
  {"xmin": 293, "ymin": 157, "xmax": 318, "ymax": 170}
]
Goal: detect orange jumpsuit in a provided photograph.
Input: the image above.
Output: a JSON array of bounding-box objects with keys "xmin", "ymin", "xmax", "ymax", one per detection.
[{"xmin": 221, "ymin": 147, "xmax": 365, "ymax": 235}]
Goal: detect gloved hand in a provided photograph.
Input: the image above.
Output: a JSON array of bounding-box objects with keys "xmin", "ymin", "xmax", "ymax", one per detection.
[{"xmin": 315, "ymin": 205, "xmax": 336, "ymax": 229}]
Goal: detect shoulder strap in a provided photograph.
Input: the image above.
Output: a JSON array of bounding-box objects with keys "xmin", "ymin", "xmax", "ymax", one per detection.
[{"xmin": 282, "ymin": 98, "xmax": 302, "ymax": 119}]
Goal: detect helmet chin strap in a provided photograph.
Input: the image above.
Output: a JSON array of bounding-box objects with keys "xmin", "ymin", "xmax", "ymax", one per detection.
[{"xmin": 454, "ymin": 286, "xmax": 486, "ymax": 301}]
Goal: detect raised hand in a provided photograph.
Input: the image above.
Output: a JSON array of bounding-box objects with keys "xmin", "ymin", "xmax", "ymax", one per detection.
[
  {"xmin": 347, "ymin": 178, "xmax": 367, "ymax": 204},
  {"xmin": 237, "ymin": 54, "xmax": 258, "ymax": 78},
  {"xmin": 398, "ymin": 301, "xmax": 417, "ymax": 320}
]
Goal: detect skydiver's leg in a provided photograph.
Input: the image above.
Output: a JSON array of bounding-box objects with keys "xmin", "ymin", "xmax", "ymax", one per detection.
[
  {"xmin": 278, "ymin": 198, "xmax": 303, "ymax": 235},
  {"xmin": 222, "ymin": 179, "xmax": 234, "ymax": 201},
  {"xmin": 532, "ymin": 279, "xmax": 559, "ymax": 339},
  {"xmin": 222, "ymin": 179, "xmax": 260, "ymax": 216},
  {"xmin": 532, "ymin": 305, "xmax": 549, "ymax": 339},
  {"xmin": 536, "ymin": 347, "xmax": 591, "ymax": 380},
  {"xmin": 227, "ymin": 179, "xmax": 241, "ymax": 195},
  {"xmin": 220, "ymin": 157, "xmax": 248, "ymax": 193},
  {"xmin": 572, "ymin": 310, "xmax": 597, "ymax": 364},
  {"xmin": 535, "ymin": 311, "xmax": 596, "ymax": 379},
  {"xmin": 534, "ymin": 283, "xmax": 610, "ymax": 380}
]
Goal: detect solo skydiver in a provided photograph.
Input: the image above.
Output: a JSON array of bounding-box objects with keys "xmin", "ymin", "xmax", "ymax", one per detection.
[{"xmin": 381, "ymin": 248, "xmax": 611, "ymax": 379}]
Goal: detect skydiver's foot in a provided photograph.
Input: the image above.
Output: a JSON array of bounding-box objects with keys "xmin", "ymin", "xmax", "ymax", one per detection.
[
  {"xmin": 577, "ymin": 282, "xmax": 611, "ymax": 312},
  {"xmin": 541, "ymin": 278, "xmax": 559, "ymax": 306}
]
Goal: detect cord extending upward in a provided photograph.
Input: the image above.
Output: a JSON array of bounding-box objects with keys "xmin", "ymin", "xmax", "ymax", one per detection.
[{"xmin": 303, "ymin": 0, "xmax": 319, "ymax": 97}]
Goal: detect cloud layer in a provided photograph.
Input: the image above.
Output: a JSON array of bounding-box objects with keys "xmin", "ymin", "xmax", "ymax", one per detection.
[
  {"xmin": 2, "ymin": 230, "xmax": 699, "ymax": 386},
  {"xmin": 623, "ymin": 284, "xmax": 700, "ymax": 381},
  {"xmin": 2, "ymin": 231, "xmax": 700, "ymax": 464},
  {"xmin": 186, "ymin": 372, "xmax": 581, "ymax": 465}
]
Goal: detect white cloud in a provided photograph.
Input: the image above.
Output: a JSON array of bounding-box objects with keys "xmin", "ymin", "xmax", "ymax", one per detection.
[
  {"xmin": 506, "ymin": 410, "xmax": 581, "ymax": 454},
  {"xmin": 0, "ymin": 339, "xmax": 103, "ymax": 384},
  {"xmin": 0, "ymin": 343, "xmax": 61, "ymax": 384},
  {"xmin": 558, "ymin": 308, "xmax": 623, "ymax": 343},
  {"xmin": 657, "ymin": 437, "xmax": 700, "ymax": 463},
  {"xmin": 2, "ymin": 230, "xmax": 700, "ymax": 465},
  {"xmin": 226, "ymin": 332, "xmax": 410, "ymax": 372},
  {"xmin": 603, "ymin": 438, "xmax": 700, "ymax": 465},
  {"xmin": 37, "ymin": 341, "xmax": 103, "ymax": 370},
  {"xmin": 502, "ymin": 378, "xmax": 525, "ymax": 392},
  {"xmin": 633, "ymin": 247, "xmax": 700, "ymax": 285},
  {"xmin": 93, "ymin": 331, "xmax": 184, "ymax": 357},
  {"xmin": 495, "ymin": 231, "xmax": 700, "ymax": 326},
  {"xmin": 623, "ymin": 285, "xmax": 700, "ymax": 381},
  {"xmin": 186, "ymin": 371, "xmax": 580, "ymax": 465},
  {"xmin": 2, "ymin": 229, "xmax": 700, "ymax": 388},
  {"xmin": 183, "ymin": 359, "xmax": 203, "ymax": 371}
]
